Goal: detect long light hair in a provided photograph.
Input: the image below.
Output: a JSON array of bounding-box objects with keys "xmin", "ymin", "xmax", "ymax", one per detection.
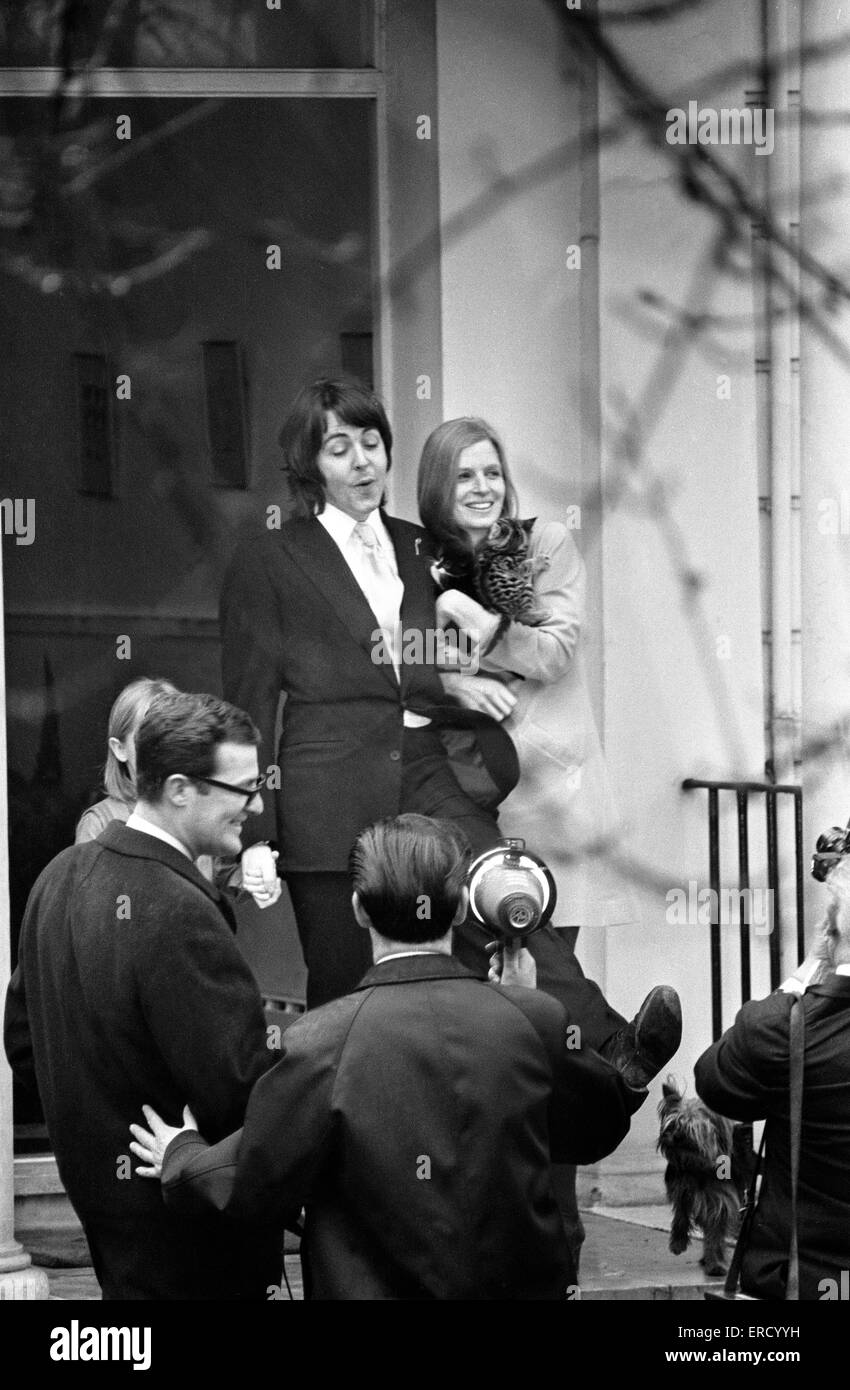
[
  {"xmin": 417, "ymin": 417, "xmax": 518, "ymax": 559},
  {"xmin": 103, "ymin": 677, "xmax": 178, "ymax": 802}
]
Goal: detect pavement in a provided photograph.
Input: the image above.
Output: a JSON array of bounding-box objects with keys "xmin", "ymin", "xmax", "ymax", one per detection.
[
  {"xmin": 578, "ymin": 1206, "xmax": 724, "ymax": 1301},
  {"xmin": 29, "ymin": 1204, "xmax": 725, "ymax": 1301}
]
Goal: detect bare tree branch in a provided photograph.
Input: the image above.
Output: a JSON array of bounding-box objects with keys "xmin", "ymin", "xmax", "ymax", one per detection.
[{"xmin": 66, "ymin": 96, "xmax": 226, "ymax": 194}]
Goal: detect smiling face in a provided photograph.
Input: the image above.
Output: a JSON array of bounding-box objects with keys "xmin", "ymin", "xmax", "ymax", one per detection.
[
  {"xmin": 317, "ymin": 409, "xmax": 389, "ymax": 521},
  {"xmin": 452, "ymin": 439, "xmax": 507, "ymax": 545},
  {"xmin": 184, "ymin": 741, "xmax": 264, "ymax": 860}
]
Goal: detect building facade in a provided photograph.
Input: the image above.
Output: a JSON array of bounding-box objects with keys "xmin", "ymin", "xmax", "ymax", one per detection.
[{"xmin": 2, "ymin": 0, "xmax": 849, "ymax": 1286}]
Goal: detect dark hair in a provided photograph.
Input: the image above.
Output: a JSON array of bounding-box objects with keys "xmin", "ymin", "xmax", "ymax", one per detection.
[
  {"xmin": 279, "ymin": 377, "xmax": 393, "ymax": 517},
  {"xmin": 812, "ymin": 823, "xmax": 850, "ymax": 882},
  {"xmin": 417, "ymin": 417, "xmax": 518, "ymax": 560},
  {"xmin": 349, "ymin": 813, "xmax": 471, "ymax": 943},
  {"xmin": 135, "ymin": 692, "xmax": 260, "ymax": 803}
]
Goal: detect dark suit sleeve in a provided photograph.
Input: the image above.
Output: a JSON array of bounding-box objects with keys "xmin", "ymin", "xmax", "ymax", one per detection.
[
  {"xmin": 136, "ymin": 893, "xmax": 272, "ymax": 1140},
  {"xmin": 163, "ymin": 1004, "xmax": 345, "ymax": 1226},
  {"xmin": 162, "ymin": 1129, "xmax": 241, "ymax": 1217},
  {"xmin": 501, "ymin": 987, "xmax": 631, "ymax": 1163},
  {"xmin": 220, "ymin": 539, "xmax": 284, "ymax": 846},
  {"xmin": 3, "ymin": 963, "xmax": 36, "ymax": 1094},
  {"xmin": 225, "ymin": 1007, "xmax": 342, "ymax": 1224},
  {"xmin": 695, "ymin": 994, "xmax": 792, "ymax": 1121}
]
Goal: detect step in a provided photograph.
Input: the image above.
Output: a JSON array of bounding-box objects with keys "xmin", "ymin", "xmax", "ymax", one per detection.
[{"xmin": 40, "ymin": 1208, "xmax": 722, "ymax": 1302}]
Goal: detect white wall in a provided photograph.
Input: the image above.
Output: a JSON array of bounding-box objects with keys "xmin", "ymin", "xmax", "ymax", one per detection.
[
  {"xmin": 436, "ymin": 0, "xmax": 584, "ymax": 517},
  {"xmin": 437, "ymin": 0, "xmax": 770, "ymax": 1191},
  {"xmin": 597, "ymin": 2, "xmax": 769, "ymax": 1168}
]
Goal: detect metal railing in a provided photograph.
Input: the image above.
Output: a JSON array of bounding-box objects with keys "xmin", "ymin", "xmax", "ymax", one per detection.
[{"xmin": 682, "ymin": 778, "xmax": 805, "ymax": 1040}]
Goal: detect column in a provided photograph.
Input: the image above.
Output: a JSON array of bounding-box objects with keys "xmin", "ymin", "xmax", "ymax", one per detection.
[{"xmin": 0, "ymin": 542, "xmax": 50, "ymax": 1297}]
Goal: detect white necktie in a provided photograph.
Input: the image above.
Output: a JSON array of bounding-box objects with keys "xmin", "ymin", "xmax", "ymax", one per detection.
[{"xmin": 352, "ymin": 521, "xmax": 404, "ymax": 675}]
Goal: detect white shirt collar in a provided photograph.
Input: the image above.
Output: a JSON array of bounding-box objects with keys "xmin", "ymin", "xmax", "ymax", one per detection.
[
  {"xmin": 836, "ymin": 964, "xmax": 850, "ymax": 976},
  {"xmin": 126, "ymin": 811, "xmax": 193, "ymax": 861},
  {"xmin": 318, "ymin": 503, "xmax": 390, "ymax": 551},
  {"xmin": 375, "ymin": 950, "xmax": 451, "ymax": 963}
]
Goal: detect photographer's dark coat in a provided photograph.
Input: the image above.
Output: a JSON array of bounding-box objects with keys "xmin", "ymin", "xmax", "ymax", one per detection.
[
  {"xmin": 160, "ymin": 953, "xmax": 632, "ymax": 1300},
  {"xmin": 4, "ymin": 824, "xmax": 280, "ymax": 1300},
  {"xmin": 695, "ymin": 977, "xmax": 850, "ymax": 1300}
]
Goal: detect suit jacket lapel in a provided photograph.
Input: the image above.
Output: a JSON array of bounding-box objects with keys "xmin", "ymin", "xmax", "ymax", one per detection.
[
  {"xmin": 282, "ymin": 517, "xmax": 399, "ymax": 691},
  {"xmin": 383, "ymin": 513, "xmax": 426, "ymax": 626}
]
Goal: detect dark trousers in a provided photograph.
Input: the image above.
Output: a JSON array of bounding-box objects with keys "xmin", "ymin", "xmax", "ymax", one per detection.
[{"xmin": 288, "ymin": 725, "xmax": 506, "ymax": 1008}]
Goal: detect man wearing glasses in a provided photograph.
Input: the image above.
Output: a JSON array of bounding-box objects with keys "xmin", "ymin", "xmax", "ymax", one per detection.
[{"xmin": 4, "ymin": 690, "xmax": 282, "ymax": 1300}]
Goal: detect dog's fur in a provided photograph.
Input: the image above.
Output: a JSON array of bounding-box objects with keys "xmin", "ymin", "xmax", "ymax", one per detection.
[{"xmin": 657, "ymin": 1077, "xmax": 751, "ymax": 1276}]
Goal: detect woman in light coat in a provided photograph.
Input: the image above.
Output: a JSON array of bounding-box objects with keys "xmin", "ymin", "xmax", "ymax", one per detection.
[
  {"xmin": 417, "ymin": 416, "xmax": 628, "ymax": 931},
  {"xmin": 417, "ymin": 417, "xmax": 680, "ymax": 1276}
]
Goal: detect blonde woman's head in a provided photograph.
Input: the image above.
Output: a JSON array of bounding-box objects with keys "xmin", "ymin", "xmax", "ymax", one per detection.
[{"xmin": 104, "ymin": 677, "xmax": 179, "ymax": 803}]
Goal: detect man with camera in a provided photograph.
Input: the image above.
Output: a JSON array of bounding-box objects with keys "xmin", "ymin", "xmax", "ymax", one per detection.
[
  {"xmin": 694, "ymin": 833, "xmax": 850, "ymax": 1300},
  {"xmin": 129, "ymin": 814, "xmax": 634, "ymax": 1300}
]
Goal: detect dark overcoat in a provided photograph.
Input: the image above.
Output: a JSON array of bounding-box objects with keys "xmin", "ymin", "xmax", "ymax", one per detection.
[
  {"xmin": 161, "ymin": 954, "xmax": 632, "ymax": 1300},
  {"xmin": 4, "ymin": 823, "xmax": 281, "ymax": 1300},
  {"xmin": 695, "ymin": 977, "xmax": 850, "ymax": 1300}
]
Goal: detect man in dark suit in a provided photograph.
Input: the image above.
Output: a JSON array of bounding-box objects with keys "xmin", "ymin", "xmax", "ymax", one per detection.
[
  {"xmin": 130, "ymin": 814, "xmax": 633, "ymax": 1300},
  {"xmin": 695, "ymin": 856, "xmax": 850, "ymax": 1300},
  {"xmin": 4, "ymin": 692, "xmax": 281, "ymax": 1300}
]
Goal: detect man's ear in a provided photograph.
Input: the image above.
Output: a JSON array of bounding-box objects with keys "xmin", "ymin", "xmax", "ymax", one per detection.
[
  {"xmin": 163, "ymin": 774, "xmax": 192, "ymax": 809},
  {"xmin": 451, "ymin": 884, "xmax": 470, "ymax": 928},
  {"xmin": 352, "ymin": 891, "xmax": 373, "ymax": 932}
]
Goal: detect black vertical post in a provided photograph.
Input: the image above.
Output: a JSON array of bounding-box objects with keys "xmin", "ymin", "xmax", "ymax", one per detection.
[
  {"xmin": 794, "ymin": 790, "xmax": 805, "ymax": 962},
  {"xmin": 765, "ymin": 791, "xmax": 781, "ymax": 990},
  {"xmin": 709, "ymin": 788, "xmax": 722, "ymax": 1040},
  {"xmin": 736, "ymin": 789, "xmax": 751, "ymax": 1004}
]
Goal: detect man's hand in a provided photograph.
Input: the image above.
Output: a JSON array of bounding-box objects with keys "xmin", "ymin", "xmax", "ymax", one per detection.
[
  {"xmin": 436, "ymin": 589, "xmax": 501, "ymax": 651},
  {"xmin": 240, "ymin": 844, "xmax": 282, "ymax": 909},
  {"xmin": 440, "ymin": 672, "xmax": 517, "ymax": 721},
  {"xmin": 487, "ymin": 939, "xmax": 537, "ymax": 989},
  {"xmin": 129, "ymin": 1104, "xmax": 199, "ymax": 1179}
]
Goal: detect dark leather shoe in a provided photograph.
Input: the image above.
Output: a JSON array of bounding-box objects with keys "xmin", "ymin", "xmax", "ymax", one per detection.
[{"xmin": 601, "ymin": 986, "xmax": 682, "ymax": 1091}]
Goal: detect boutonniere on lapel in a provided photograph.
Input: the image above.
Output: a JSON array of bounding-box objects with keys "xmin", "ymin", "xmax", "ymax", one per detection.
[{"xmin": 430, "ymin": 519, "xmax": 550, "ymax": 626}]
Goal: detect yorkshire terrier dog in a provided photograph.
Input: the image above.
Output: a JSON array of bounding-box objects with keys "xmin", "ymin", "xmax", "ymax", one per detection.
[{"xmin": 657, "ymin": 1077, "xmax": 752, "ymax": 1277}]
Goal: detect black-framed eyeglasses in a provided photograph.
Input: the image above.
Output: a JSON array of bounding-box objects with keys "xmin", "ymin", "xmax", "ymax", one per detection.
[{"xmin": 192, "ymin": 774, "xmax": 267, "ymax": 805}]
